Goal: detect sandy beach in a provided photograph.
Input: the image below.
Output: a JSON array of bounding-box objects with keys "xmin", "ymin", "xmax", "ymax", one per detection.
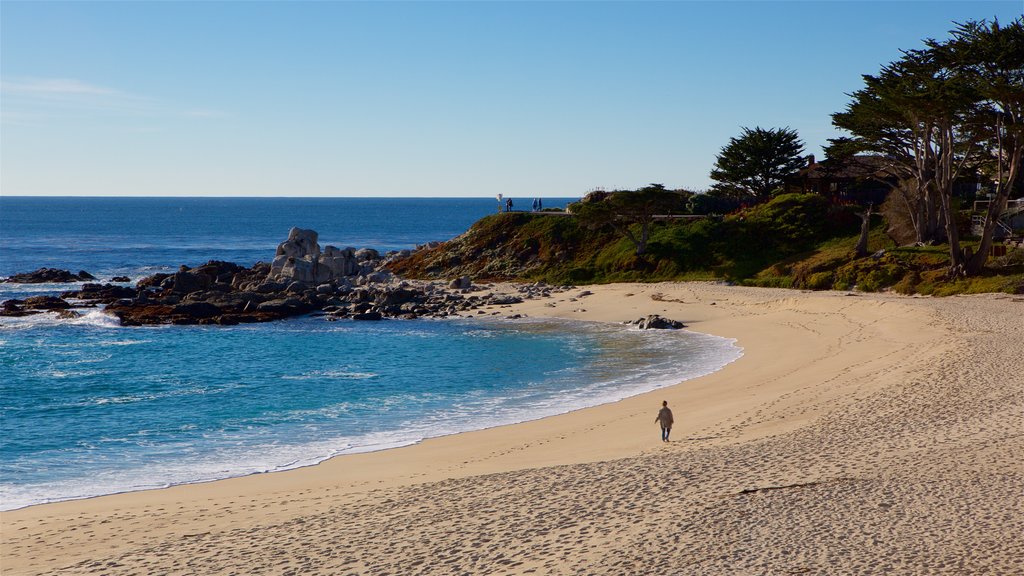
[{"xmin": 3, "ymin": 282, "xmax": 1022, "ymax": 575}]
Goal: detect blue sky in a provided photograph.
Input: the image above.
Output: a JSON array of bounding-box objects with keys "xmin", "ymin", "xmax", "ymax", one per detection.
[{"xmin": 2, "ymin": 1, "xmax": 1020, "ymax": 197}]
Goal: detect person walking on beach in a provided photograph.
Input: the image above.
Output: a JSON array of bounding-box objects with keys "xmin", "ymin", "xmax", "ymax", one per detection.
[{"xmin": 655, "ymin": 400, "xmax": 674, "ymax": 442}]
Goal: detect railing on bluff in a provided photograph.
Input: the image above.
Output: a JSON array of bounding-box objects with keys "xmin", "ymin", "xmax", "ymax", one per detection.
[{"xmin": 970, "ymin": 198, "xmax": 1024, "ymax": 239}]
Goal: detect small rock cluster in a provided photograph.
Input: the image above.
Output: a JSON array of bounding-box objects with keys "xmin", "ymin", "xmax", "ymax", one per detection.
[{"xmin": 2, "ymin": 268, "xmax": 96, "ymax": 283}]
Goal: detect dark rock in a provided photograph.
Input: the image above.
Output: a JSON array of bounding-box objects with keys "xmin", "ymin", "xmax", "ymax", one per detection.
[
  {"xmin": 171, "ymin": 302, "xmax": 223, "ymax": 319},
  {"xmin": 170, "ymin": 271, "xmax": 209, "ymax": 294},
  {"xmin": 636, "ymin": 315, "xmax": 685, "ymax": 330},
  {"xmin": 137, "ymin": 273, "xmax": 171, "ymax": 290},
  {"xmin": 255, "ymin": 281, "xmax": 287, "ymax": 294},
  {"xmin": 105, "ymin": 303, "xmax": 176, "ymax": 326},
  {"xmin": 191, "ymin": 261, "xmax": 245, "ymax": 283},
  {"xmin": 490, "ymin": 295, "xmax": 523, "ymax": 305},
  {"xmin": 3, "ymin": 268, "xmax": 95, "ymax": 283},
  {"xmin": 22, "ymin": 296, "xmax": 72, "ymax": 310},
  {"xmin": 374, "ymin": 288, "xmax": 420, "ymax": 307},
  {"xmin": 57, "ymin": 310, "xmax": 82, "ymax": 319},
  {"xmin": 256, "ymin": 298, "xmax": 311, "ymax": 315},
  {"xmin": 0, "ymin": 300, "xmax": 33, "ymax": 316},
  {"xmin": 352, "ymin": 311, "xmax": 383, "ymax": 321},
  {"xmin": 110, "ymin": 276, "xmax": 131, "ymax": 283},
  {"xmin": 61, "ymin": 283, "xmax": 137, "ymax": 303}
]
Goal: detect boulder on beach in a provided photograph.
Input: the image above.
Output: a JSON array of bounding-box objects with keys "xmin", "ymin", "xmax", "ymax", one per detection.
[{"xmin": 636, "ymin": 314, "xmax": 685, "ymax": 330}]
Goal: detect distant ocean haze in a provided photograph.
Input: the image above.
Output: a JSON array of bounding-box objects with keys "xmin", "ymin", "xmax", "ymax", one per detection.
[{"xmin": 0, "ymin": 196, "xmax": 742, "ymax": 510}]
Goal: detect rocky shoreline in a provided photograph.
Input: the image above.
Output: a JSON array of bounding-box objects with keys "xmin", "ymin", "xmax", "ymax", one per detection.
[
  {"xmin": 2, "ymin": 227, "xmax": 691, "ymax": 330},
  {"xmin": 0, "ymin": 228, "xmax": 571, "ymax": 326}
]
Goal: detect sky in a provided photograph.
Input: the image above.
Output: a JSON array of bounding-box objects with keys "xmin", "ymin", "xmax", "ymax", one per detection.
[{"xmin": 1, "ymin": 1, "xmax": 1020, "ymax": 198}]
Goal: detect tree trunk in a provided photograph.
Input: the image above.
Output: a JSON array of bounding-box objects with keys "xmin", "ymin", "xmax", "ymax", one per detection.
[
  {"xmin": 934, "ymin": 122, "xmax": 966, "ymax": 276},
  {"xmin": 966, "ymin": 119, "xmax": 1022, "ymax": 275},
  {"xmin": 617, "ymin": 224, "xmax": 643, "ymax": 256},
  {"xmin": 855, "ymin": 203, "xmax": 874, "ymax": 257},
  {"xmin": 637, "ymin": 220, "xmax": 650, "ymax": 255}
]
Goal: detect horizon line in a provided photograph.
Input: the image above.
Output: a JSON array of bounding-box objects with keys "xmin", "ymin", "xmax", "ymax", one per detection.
[{"xmin": 0, "ymin": 194, "xmax": 584, "ymax": 200}]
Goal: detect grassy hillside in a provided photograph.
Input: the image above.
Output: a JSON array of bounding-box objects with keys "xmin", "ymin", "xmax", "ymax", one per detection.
[{"xmin": 391, "ymin": 194, "xmax": 1024, "ymax": 295}]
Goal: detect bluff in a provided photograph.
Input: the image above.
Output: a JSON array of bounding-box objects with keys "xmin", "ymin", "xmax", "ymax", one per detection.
[{"xmin": 391, "ymin": 194, "xmax": 861, "ymax": 285}]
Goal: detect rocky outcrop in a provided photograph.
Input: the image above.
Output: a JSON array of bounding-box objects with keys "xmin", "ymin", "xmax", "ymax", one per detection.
[
  {"xmin": 633, "ymin": 315, "xmax": 686, "ymax": 330},
  {"xmin": 2, "ymin": 229, "xmax": 571, "ymax": 326},
  {"xmin": 1, "ymin": 296, "xmax": 73, "ymax": 317},
  {"xmin": 267, "ymin": 228, "xmax": 382, "ymax": 285},
  {"xmin": 3, "ymin": 268, "xmax": 96, "ymax": 283},
  {"xmin": 61, "ymin": 283, "xmax": 137, "ymax": 303}
]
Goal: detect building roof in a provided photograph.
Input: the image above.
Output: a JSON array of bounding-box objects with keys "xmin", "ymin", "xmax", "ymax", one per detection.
[{"xmin": 794, "ymin": 155, "xmax": 899, "ymax": 181}]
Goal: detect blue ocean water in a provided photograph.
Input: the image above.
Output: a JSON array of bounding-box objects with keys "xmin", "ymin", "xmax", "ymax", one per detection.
[{"xmin": 0, "ymin": 197, "xmax": 742, "ymax": 511}]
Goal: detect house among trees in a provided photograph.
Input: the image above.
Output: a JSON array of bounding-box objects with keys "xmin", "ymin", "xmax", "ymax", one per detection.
[
  {"xmin": 784, "ymin": 155, "xmax": 894, "ymax": 205},
  {"xmin": 785, "ymin": 154, "xmax": 987, "ymax": 207}
]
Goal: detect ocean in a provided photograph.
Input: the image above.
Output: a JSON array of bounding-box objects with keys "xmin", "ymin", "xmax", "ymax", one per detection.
[{"xmin": 0, "ymin": 197, "xmax": 742, "ymax": 510}]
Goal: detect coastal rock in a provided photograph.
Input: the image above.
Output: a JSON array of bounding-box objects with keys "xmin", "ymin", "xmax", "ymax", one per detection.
[
  {"xmin": 489, "ymin": 295, "xmax": 523, "ymax": 305},
  {"xmin": 110, "ymin": 276, "xmax": 131, "ymax": 283},
  {"xmin": 170, "ymin": 271, "xmax": 209, "ymax": 294},
  {"xmin": 137, "ymin": 273, "xmax": 171, "ymax": 290},
  {"xmin": 352, "ymin": 311, "xmax": 383, "ymax": 321},
  {"xmin": 170, "ymin": 302, "xmax": 223, "ymax": 319},
  {"xmin": 354, "ymin": 248, "xmax": 380, "ymax": 261},
  {"xmin": 255, "ymin": 281, "xmax": 288, "ymax": 294},
  {"xmin": 61, "ymin": 283, "xmax": 137, "ymax": 303},
  {"xmin": 269, "ymin": 228, "xmax": 321, "ymax": 283},
  {"xmin": 22, "ymin": 296, "xmax": 73, "ymax": 310},
  {"xmin": 256, "ymin": 298, "xmax": 311, "ymax": 315},
  {"xmin": 319, "ymin": 246, "xmax": 359, "ymax": 279},
  {"xmin": 0, "ymin": 296, "xmax": 73, "ymax": 317},
  {"xmin": 3, "ymin": 268, "xmax": 96, "ymax": 283},
  {"xmin": 268, "ymin": 229, "xmax": 388, "ymax": 285},
  {"xmin": 449, "ymin": 276, "xmax": 472, "ymax": 290},
  {"xmin": 636, "ymin": 315, "xmax": 685, "ymax": 330}
]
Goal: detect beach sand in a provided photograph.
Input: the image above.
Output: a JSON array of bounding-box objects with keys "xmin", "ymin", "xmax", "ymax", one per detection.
[{"xmin": 3, "ymin": 283, "xmax": 1022, "ymax": 575}]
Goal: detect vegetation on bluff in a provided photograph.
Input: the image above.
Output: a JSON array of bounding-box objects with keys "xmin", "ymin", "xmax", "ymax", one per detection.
[
  {"xmin": 390, "ymin": 194, "xmax": 1023, "ymax": 294},
  {"xmin": 393, "ymin": 18, "xmax": 1024, "ymax": 295}
]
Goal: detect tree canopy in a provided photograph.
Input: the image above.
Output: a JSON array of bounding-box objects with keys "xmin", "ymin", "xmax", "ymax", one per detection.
[
  {"xmin": 833, "ymin": 16, "xmax": 1023, "ymax": 276},
  {"xmin": 571, "ymin": 184, "xmax": 688, "ymax": 255},
  {"xmin": 709, "ymin": 127, "xmax": 806, "ymax": 202}
]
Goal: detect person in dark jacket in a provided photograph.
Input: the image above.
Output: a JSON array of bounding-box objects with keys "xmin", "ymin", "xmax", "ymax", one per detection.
[{"xmin": 655, "ymin": 400, "xmax": 674, "ymax": 442}]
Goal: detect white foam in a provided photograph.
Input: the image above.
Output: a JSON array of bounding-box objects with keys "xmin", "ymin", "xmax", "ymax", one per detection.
[
  {"xmin": 68, "ymin": 309, "xmax": 122, "ymax": 329},
  {"xmin": 1, "ymin": 318, "xmax": 743, "ymax": 511},
  {"xmin": 96, "ymin": 339, "xmax": 151, "ymax": 346},
  {"xmin": 281, "ymin": 370, "xmax": 378, "ymax": 380}
]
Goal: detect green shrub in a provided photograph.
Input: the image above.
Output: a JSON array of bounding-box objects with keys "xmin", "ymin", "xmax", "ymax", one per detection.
[{"xmin": 806, "ymin": 271, "xmax": 835, "ymax": 290}]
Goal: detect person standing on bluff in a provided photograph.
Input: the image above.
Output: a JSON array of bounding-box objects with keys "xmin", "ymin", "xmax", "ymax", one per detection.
[{"xmin": 655, "ymin": 400, "xmax": 674, "ymax": 442}]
